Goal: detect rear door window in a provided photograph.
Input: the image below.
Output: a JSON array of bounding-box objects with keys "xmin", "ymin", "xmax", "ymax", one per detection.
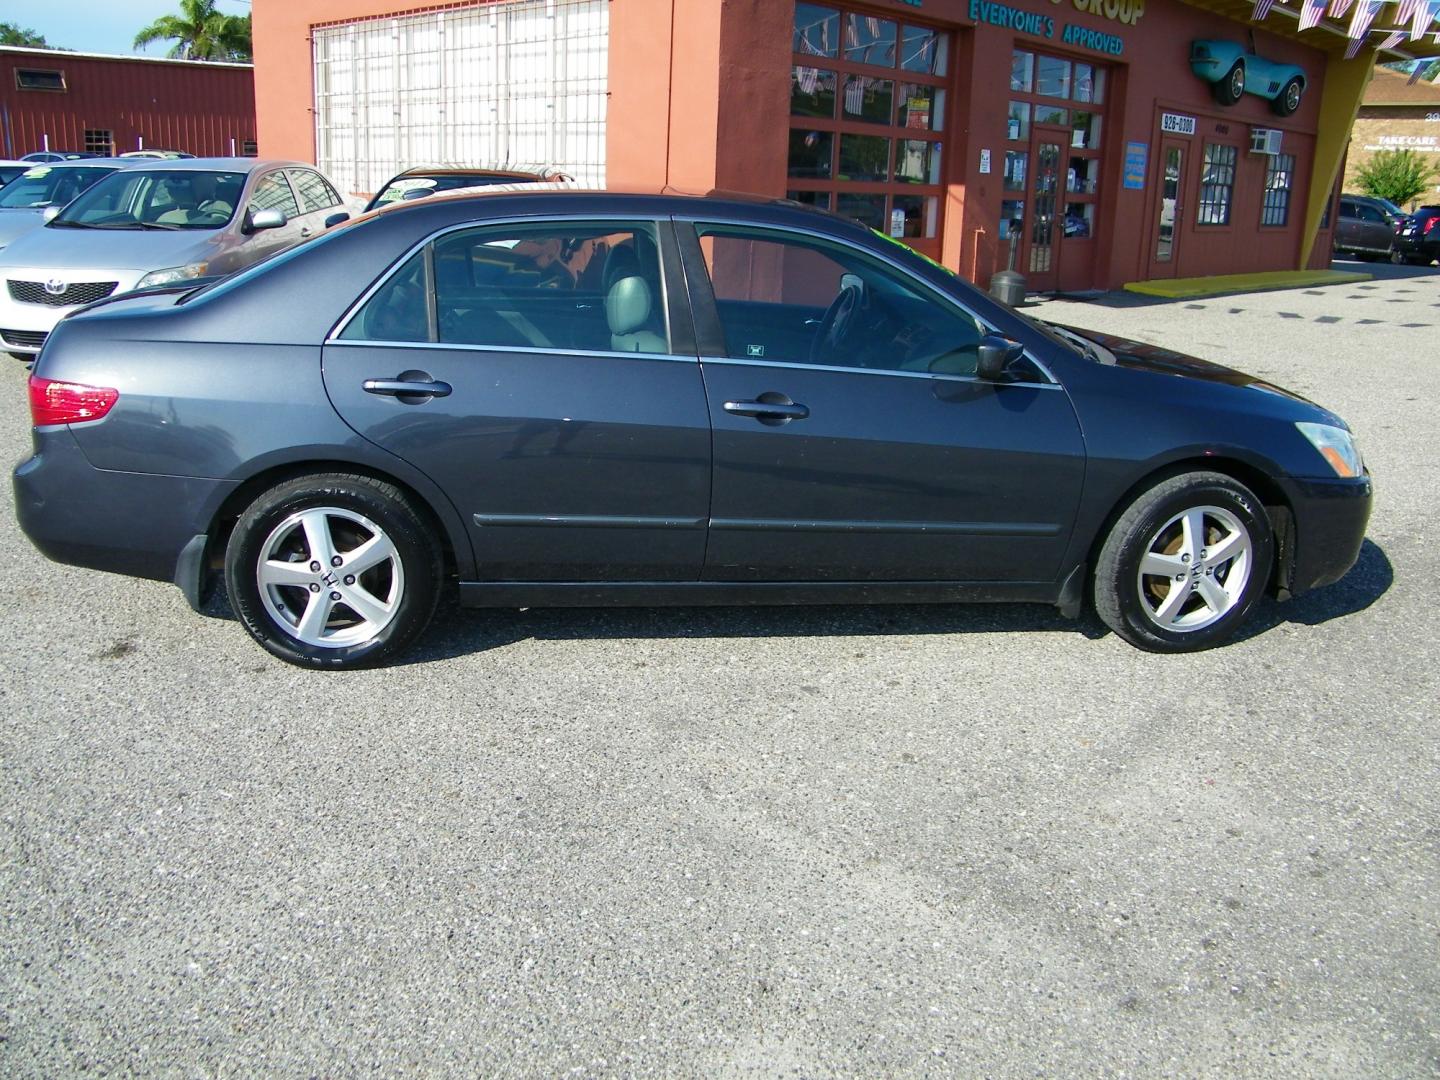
[
  {"xmin": 289, "ymin": 169, "xmax": 341, "ymax": 213},
  {"xmin": 339, "ymin": 221, "xmax": 671, "ymax": 355}
]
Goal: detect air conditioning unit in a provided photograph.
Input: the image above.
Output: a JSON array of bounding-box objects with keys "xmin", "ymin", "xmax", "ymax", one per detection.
[{"xmin": 1250, "ymin": 128, "xmax": 1283, "ymax": 155}]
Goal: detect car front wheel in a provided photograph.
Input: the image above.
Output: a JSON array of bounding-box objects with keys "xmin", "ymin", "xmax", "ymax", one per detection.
[
  {"xmin": 224, "ymin": 473, "xmax": 442, "ymax": 668},
  {"xmin": 1093, "ymin": 471, "xmax": 1273, "ymax": 652},
  {"xmin": 1213, "ymin": 60, "xmax": 1246, "ymax": 105}
]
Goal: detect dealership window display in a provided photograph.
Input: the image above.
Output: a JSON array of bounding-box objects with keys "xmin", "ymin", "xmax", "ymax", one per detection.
[
  {"xmin": 789, "ymin": 3, "xmax": 949, "ymax": 255},
  {"xmin": 1198, "ymin": 142, "xmax": 1238, "ymax": 225}
]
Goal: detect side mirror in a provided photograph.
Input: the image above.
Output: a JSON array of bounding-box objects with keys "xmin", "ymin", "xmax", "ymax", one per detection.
[
  {"xmin": 975, "ymin": 335, "xmax": 1026, "ymax": 381},
  {"xmin": 42, "ymin": 205, "xmax": 61, "ymax": 222},
  {"xmin": 323, "ymin": 211, "xmax": 350, "ymax": 229},
  {"xmin": 246, "ymin": 207, "xmax": 287, "ymax": 233}
]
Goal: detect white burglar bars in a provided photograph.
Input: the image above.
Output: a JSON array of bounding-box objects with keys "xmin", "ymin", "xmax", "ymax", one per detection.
[{"xmin": 313, "ymin": 0, "xmax": 608, "ymax": 198}]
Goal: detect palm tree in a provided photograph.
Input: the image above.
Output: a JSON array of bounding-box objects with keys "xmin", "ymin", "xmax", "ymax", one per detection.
[{"xmin": 133, "ymin": 0, "xmax": 252, "ymax": 62}]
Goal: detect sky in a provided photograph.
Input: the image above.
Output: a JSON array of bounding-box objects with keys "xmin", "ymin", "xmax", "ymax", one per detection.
[{"xmin": 3, "ymin": 0, "xmax": 250, "ymax": 57}]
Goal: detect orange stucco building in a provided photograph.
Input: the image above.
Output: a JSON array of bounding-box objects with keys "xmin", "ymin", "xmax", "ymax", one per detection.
[{"xmin": 253, "ymin": 0, "xmax": 1438, "ymax": 292}]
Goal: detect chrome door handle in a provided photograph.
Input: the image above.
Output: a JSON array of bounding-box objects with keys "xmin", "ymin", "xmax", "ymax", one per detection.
[
  {"xmin": 723, "ymin": 398, "xmax": 809, "ymax": 420},
  {"xmin": 363, "ymin": 378, "xmax": 452, "ymax": 398}
]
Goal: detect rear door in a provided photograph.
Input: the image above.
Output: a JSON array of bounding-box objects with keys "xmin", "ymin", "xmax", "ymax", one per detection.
[
  {"xmin": 322, "ymin": 217, "xmax": 712, "ymax": 581},
  {"xmin": 679, "ymin": 220, "xmax": 1086, "ymax": 583},
  {"xmin": 286, "ymin": 168, "xmax": 345, "ymax": 240}
]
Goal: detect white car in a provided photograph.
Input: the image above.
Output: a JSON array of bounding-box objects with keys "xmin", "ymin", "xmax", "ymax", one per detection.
[
  {"xmin": 0, "ymin": 158, "xmax": 353, "ymax": 359},
  {"xmin": 0, "ymin": 160, "xmax": 139, "ymax": 253}
]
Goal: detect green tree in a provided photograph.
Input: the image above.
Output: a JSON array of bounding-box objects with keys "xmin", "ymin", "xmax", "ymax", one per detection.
[
  {"xmin": 0, "ymin": 21, "xmax": 48, "ymax": 46},
  {"xmin": 1355, "ymin": 148, "xmax": 1440, "ymax": 207},
  {"xmin": 133, "ymin": 0, "xmax": 251, "ymax": 62}
]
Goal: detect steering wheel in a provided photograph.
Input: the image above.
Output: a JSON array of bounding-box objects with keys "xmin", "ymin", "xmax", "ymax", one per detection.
[{"xmin": 809, "ymin": 285, "xmax": 859, "ymax": 366}]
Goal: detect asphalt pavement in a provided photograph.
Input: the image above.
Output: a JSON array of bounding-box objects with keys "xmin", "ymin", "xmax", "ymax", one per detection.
[{"xmin": 1, "ymin": 260, "xmax": 1436, "ymax": 1077}]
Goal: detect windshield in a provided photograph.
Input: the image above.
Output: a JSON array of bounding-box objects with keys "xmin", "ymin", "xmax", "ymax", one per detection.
[
  {"xmin": 0, "ymin": 165, "xmax": 120, "ymax": 210},
  {"xmin": 369, "ymin": 173, "xmax": 531, "ymax": 208},
  {"xmin": 52, "ymin": 169, "xmax": 245, "ymax": 230}
]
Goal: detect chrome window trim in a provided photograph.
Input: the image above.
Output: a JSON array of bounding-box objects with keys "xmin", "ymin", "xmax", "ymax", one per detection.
[
  {"xmin": 676, "ymin": 214, "xmax": 1061, "ymax": 386},
  {"xmin": 700, "ymin": 354, "xmax": 1064, "ymax": 389},
  {"xmin": 326, "ymin": 337, "xmax": 698, "ymax": 364},
  {"xmin": 328, "ymin": 213, "xmax": 675, "ymax": 347}
]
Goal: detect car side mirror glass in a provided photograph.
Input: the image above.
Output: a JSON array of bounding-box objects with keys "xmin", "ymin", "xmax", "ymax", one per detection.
[
  {"xmin": 247, "ymin": 207, "xmax": 287, "ymax": 233},
  {"xmin": 976, "ymin": 335, "xmax": 1026, "ymax": 381},
  {"xmin": 324, "ymin": 211, "xmax": 350, "ymax": 229},
  {"xmin": 42, "ymin": 205, "xmax": 61, "ymax": 222}
]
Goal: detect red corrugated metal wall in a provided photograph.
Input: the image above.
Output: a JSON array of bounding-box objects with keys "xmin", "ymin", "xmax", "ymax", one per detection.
[{"xmin": 0, "ymin": 48, "xmax": 256, "ymax": 158}]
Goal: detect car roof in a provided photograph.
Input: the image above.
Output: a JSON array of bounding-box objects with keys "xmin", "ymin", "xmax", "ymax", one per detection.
[
  {"xmin": 389, "ymin": 165, "xmax": 561, "ymax": 180},
  {"xmin": 111, "ymin": 157, "xmax": 312, "ymax": 174},
  {"xmin": 361, "ymin": 183, "xmax": 869, "ymax": 237}
]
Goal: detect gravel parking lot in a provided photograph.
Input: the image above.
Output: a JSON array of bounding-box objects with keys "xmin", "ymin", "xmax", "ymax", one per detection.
[{"xmin": 1, "ymin": 262, "xmax": 1437, "ymax": 1077}]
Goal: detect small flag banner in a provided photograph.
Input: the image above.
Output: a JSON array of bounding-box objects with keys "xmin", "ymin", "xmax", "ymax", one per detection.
[
  {"xmin": 1252, "ymin": 0, "xmax": 1277, "ymax": 19},
  {"xmin": 1299, "ymin": 0, "xmax": 1328, "ymax": 29},
  {"xmin": 1328, "ymin": 0, "xmax": 1355, "ymax": 21},
  {"xmin": 1378, "ymin": 30, "xmax": 1406, "ymax": 46},
  {"xmin": 1345, "ymin": 35, "xmax": 1365, "ymax": 55},
  {"xmin": 1347, "ymin": 0, "xmax": 1380, "ymax": 37},
  {"xmin": 1412, "ymin": 0, "xmax": 1440, "ymax": 39},
  {"xmin": 1395, "ymin": 0, "xmax": 1421, "ymax": 24}
]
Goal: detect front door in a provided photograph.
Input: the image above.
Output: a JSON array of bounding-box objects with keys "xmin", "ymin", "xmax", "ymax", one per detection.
[
  {"xmin": 1024, "ymin": 129, "xmax": 1067, "ymax": 292},
  {"xmin": 322, "ymin": 218, "xmax": 712, "ymax": 581},
  {"xmin": 680, "ymin": 221, "xmax": 1086, "ymax": 583},
  {"xmin": 1147, "ymin": 138, "xmax": 1189, "ymax": 279}
]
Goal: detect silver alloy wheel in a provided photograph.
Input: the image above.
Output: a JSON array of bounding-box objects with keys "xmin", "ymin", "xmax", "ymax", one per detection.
[
  {"xmin": 1230, "ymin": 65, "xmax": 1246, "ymax": 99},
  {"xmin": 1135, "ymin": 504, "xmax": 1252, "ymax": 633},
  {"xmin": 256, "ymin": 506, "xmax": 405, "ymax": 649}
]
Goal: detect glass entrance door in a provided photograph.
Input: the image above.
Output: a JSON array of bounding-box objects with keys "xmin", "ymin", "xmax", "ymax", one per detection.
[
  {"xmin": 1026, "ymin": 134, "xmax": 1064, "ymax": 291},
  {"xmin": 1149, "ymin": 138, "xmax": 1187, "ymax": 279}
]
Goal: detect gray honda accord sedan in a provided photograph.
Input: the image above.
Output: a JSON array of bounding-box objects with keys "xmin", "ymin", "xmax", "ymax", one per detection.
[{"xmin": 14, "ymin": 188, "xmax": 1371, "ymax": 668}]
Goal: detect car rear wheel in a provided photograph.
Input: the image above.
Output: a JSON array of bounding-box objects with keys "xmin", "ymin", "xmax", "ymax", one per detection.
[
  {"xmin": 1093, "ymin": 471, "xmax": 1273, "ymax": 653},
  {"xmin": 224, "ymin": 473, "xmax": 442, "ymax": 669},
  {"xmin": 1213, "ymin": 60, "xmax": 1245, "ymax": 106}
]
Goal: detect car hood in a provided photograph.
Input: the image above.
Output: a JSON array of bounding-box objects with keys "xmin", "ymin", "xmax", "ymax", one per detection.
[
  {"xmin": 0, "ymin": 223, "xmax": 221, "ymax": 272},
  {"xmin": 1053, "ymin": 323, "xmax": 1319, "ymax": 404},
  {"xmin": 0, "ymin": 209, "xmax": 46, "ymax": 248}
]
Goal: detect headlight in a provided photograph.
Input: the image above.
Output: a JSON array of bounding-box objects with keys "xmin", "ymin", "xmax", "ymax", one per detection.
[
  {"xmin": 1296, "ymin": 421, "xmax": 1363, "ymax": 478},
  {"xmin": 134, "ymin": 263, "xmax": 208, "ymax": 290}
]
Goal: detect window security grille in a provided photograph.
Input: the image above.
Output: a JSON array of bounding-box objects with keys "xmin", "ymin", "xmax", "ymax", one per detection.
[{"xmin": 313, "ymin": 0, "xmax": 608, "ymax": 198}]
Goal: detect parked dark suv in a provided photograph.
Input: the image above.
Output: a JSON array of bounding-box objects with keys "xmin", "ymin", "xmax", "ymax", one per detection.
[{"xmin": 1390, "ymin": 204, "xmax": 1440, "ymax": 265}]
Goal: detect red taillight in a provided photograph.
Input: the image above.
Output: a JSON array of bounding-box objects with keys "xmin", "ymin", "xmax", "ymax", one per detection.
[
  {"xmin": 28, "ymin": 375, "xmax": 119, "ymax": 426},
  {"xmin": 1425, "ymin": 216, "xmax": 1440, "ymax": 235}
]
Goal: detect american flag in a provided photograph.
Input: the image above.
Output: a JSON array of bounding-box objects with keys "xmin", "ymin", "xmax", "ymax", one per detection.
[
  {"xmin": 1345, "ymin": 34, "xmax": 1365, "ymax": 55},
  {"xmin": 1412, "ymin": 0, "xmax": 1439, "ymax": 38},
  {"xmin": 1346, "ymin": 0, "xmax": 1379, "ymax": 37},
  {"xmin": 1395, "ymin": 0, "xmax": 1421, "ymax": 23},
  {"xmin": 1298, "ymin": 0, "xmax": 1327, "ymax": 29},
  {"xmin": 796, "ymin": 65, "xmax": 819, "ymax": 95},
  {"xmin": 1252, "ymin": 0, "xmax": 1278, "ymax": 20},
  {"xmin": 1328, "ymin": 0, "xmax": 1355, "ymax": 20},
  {"xmin": 844, "ymin": 75, "xmax": 866, "ymax": 116},
  {"xmin": 1378, "ymin": 29, "xmax": 1406, "ymax": 46}
]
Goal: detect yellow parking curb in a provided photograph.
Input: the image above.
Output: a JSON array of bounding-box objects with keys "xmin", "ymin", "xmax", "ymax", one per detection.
[{"xmin": 1123, "ymin": 269, "xmax": 1372, "ymax": 300}]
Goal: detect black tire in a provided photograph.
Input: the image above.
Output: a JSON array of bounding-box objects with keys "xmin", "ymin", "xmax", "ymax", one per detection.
[
  {"xmin": 9, "ymin": 352, "xmax": 35, "ymax": 363},
  {"xmin": 1391, "ymin": 249, "xmax": 1406, "ymax": 265},
  {"xmin": 1212, "ymin": 61, "xmax": 1245, "ymax": 106},
  {"xmin": 1093, "ymin": 471, "xmax": 1273, "ymax": 653},
  {"xmin": 1271, "ymin": 77, "xmax": 1303, "ymax": 117},
  {"xmin": 224, "ymin": 473, "xmax": 442, "ymax": 669}
]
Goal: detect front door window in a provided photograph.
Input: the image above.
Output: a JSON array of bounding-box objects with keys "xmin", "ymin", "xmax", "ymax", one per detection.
[{"xmin": 1029, "ymin": 139, "xmax": 1061, "ymax": 276}]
